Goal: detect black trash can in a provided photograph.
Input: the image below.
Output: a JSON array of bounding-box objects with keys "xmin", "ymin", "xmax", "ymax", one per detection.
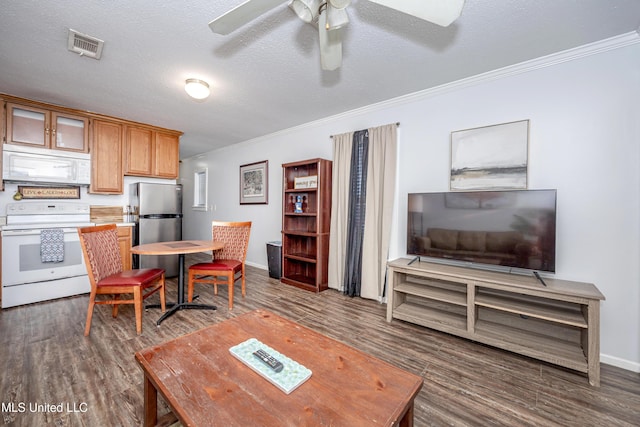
[{"xmin": 266, "ymin": 241, "xmax": 282, "ymax": 279}]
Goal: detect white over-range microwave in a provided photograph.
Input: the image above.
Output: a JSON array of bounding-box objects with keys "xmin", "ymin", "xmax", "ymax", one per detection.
[{"xmin": 2, "ymin": 144, "xmax": 91, "ymax": 185}]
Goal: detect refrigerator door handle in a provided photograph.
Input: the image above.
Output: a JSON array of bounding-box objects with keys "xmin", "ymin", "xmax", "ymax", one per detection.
[{"xmin": 140, "ymin": 214, "xmax": 183, "ymax": 219}]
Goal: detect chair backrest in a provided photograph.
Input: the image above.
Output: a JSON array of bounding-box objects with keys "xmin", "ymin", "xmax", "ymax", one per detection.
[
  {"xmin": 211, "ymin": 221, "xmax": 252, "ymax": 262},
  {"xmin": 78, "ymin": 224, "xmax": 123, "ymax": 286}
]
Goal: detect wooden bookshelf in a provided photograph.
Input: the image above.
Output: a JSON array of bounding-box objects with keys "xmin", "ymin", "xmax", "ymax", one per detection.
[{"xmin": 281, "ymin": 159, "xmax": 332, "ymax": 292}]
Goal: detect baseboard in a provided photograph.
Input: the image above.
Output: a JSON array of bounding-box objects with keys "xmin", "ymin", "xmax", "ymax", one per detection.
[
  {"xmin": 247, "ymin": 261, "xmax": 267, "ymax": 270},
  {"xmin": 601, "ymin": 354, "xmax": 640, "ymax": 373}
]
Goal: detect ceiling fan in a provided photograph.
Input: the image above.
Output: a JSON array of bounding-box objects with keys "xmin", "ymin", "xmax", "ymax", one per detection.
[{"xmin": 208, "ymin": 0, "xmax": 465, "ymax": 71}]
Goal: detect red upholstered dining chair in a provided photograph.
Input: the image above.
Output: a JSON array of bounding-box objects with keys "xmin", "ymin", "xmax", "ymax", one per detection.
[
  {"xmin": 187, "ymin": 221, "xmax": 252, "ymax": 310},
  {"xmin": 78, "ymin": 224, "xmax": 166, "ymax": 336}
]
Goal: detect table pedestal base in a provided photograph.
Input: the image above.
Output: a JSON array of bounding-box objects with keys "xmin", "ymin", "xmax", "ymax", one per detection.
[
  {"xmin": 156, "ymin": 302, "xmax": 216, "ymax": 325},
  {"xmin": 142, "ymin": 252, "xmax": 217, "ymax": 325},
  {"xmin": 130, "ymin": 240, "xmax": 225, "ymax": 327}
]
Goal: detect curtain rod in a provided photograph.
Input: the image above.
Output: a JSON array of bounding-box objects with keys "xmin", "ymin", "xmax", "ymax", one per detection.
[{"xmin": 330, "ymin": 122, "xmax": 400, "ymax": 138}]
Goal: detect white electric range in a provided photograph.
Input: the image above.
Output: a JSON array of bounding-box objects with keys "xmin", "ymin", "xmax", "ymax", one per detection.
[{"xmin": 1, "ymin": 202, "xmax": 93, "ymax": 308}]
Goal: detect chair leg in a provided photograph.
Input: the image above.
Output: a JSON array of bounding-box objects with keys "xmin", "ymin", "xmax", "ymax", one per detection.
[
  {"xmin": 228, "ymin": 272, "xmax": 234, "ymax": 310},
  {"xmin": 112, "ymin": 294, "xmax": 119, "ymax": 318},
  {"xmin": 84, "ymin": 293, "xmax": 96, "ymax": 337},
  {"xmin": 134, "ymin": 287, "xmax": 143, "ymax": 335},
  {"xmin": 187, "ymin": 270, "xmax": 195, "ymax": 303},
  {"xmin": 241, "ymin": 265, "xmax": 246, "ymax": 297}
]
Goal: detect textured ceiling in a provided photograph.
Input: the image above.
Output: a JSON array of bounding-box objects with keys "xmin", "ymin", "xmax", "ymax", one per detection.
[{"xmin": 0, "ymin": 1, "xmax": 639, "ymax": 158}]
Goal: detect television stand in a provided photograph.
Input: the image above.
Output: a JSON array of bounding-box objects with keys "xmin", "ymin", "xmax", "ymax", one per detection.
[{"xmin": 386, "ymin": 258, "xmax": 605, "ymax": 386}]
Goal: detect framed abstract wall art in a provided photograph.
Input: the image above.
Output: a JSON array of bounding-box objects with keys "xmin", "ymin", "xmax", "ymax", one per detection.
[{"xmin": 450, "ymin": 120, "xmax": 529, "ymax": 191}]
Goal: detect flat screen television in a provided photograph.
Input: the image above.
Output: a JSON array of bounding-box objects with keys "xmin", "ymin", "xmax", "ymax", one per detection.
[{"xmin": 407, "ymin": 189, "xmax": 557, "ymax": 273}]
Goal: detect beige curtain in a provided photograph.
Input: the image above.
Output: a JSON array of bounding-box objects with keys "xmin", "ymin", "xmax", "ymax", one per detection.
[
  {"xmin": 361, "ymin": 124, "xmax": 397, "ymax": 300},
  {"xmin": 328, "ymin": 131, "xmax": 353, "ymax": 292},
  {"xmin": 328, "ymin": 124, "xmax": 397, "ymax": 299}
]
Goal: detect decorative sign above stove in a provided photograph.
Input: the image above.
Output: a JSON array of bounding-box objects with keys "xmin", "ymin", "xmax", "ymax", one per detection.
[{"xmin": 17, "ymin": 186, "xmax": 81, "ymax": 199}]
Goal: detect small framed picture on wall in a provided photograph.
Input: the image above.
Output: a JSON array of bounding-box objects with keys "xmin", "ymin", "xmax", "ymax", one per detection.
[{"xmin": 240, "ymin": 160, "xmax": 268, "ymax": 204}]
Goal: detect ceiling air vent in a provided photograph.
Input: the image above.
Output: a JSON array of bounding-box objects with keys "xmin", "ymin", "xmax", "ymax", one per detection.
[{"xmin": 67, "ymin": 29, "xmax": 104, "ymax": 59}]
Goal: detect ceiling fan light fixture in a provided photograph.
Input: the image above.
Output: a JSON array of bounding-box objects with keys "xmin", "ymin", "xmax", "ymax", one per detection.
[
  {"xmin": 185, "ymin": 78, "xmax": 210, "ymax": 100},
  {"xmin": 326, "ymin": 5, "xmax": 349, "ymax": 30},
  {"xmin": 289, "ymin": 0, "xmax": 321, "ymax": 23},
  {"xmin": 318, "ymin": 8, "xmax": 342, "ymax": 70},
  {"xmin": 328, "ymin": 0, "xmax": 351, "ymax": 10}
]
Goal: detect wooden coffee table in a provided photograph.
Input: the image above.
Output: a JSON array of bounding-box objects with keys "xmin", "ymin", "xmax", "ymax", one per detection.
[{"xmin": 135, "ymin": 309, "xmax": 423, "ymax": 426}]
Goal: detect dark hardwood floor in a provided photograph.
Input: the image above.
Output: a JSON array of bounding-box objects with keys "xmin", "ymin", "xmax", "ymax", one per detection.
[{"xmin": 1, "ymin": 254, "xmax": 639, "ymax": 426}]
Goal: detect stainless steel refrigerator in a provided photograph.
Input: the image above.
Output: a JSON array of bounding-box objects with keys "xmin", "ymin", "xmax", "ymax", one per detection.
[{"xmin": 130, "ymin": 182, "xmax": 182, "ymax": 277}]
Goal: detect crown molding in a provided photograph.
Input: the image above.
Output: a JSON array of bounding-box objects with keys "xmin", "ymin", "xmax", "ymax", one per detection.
[
  {"xmin": 195, "ymin": 31, "xmax": 640, "ymax": 156},
  {"xmin": 361, "ymin": 31, "xmax": 640, "ymax": 113}
]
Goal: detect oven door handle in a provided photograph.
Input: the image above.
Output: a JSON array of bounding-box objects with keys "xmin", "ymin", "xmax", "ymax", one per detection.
[{"xmin": 2, "ymin": 228, "xmax": 80, "ymax": 236}]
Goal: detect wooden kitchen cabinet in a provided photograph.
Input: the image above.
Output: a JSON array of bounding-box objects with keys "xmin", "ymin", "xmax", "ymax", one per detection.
[
  {"xmin": 117, "ymin": 225, "xmax": 133, "ymax": 270},
  {"xmin": 125, "ymin": 126, "xmax": 153, "ymax": 176},
  {"xmin": 124, "ymin": 125, "xmax": 180, "ymax": 179},
  {"xmin": 89, "ymin": 119, "xmax": 124, "ymax": 194},
  {"xmin": 5, "ymin": 102, "xmax": 89, "ymax": 152},
  {"xmin": 1, "ymin": 94, "xmax": 182, "ymax": 191},
  {"xmin": 154, "ymin": 131, "xmax": 180, "ymax": 178}
]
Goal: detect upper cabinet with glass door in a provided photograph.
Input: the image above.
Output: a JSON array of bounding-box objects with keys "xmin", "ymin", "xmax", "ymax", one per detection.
[{"xmin": 5, "ymin": 103, "xmax": 89, "ymax": 153}]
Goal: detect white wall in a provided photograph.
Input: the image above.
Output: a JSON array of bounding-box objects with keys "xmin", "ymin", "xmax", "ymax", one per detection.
[
  {"xmin": 179, "ymin": 128, "xmax": 333, "ymax": 253},
  {"xmin": 183, "ymin": 37, "xmax": 640, "ymax": 371}
]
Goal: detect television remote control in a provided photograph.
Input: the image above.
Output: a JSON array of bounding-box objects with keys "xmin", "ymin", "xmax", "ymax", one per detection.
[{"xmin": 253, "ymin": 349, "xmax": 284, "ymax": 373}]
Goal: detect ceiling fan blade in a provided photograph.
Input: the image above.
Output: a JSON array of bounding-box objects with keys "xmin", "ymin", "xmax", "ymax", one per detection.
[
  {"xmin": 318, "ymin": 9, "xmax": 342, "ymax": 71},
  {"xmin": 208, "ymin": 0, "xmax": 286, "ymax": 35},
  {"xmin": 367, "ymin": 0, "xmax": 465, "ymax": 27}
]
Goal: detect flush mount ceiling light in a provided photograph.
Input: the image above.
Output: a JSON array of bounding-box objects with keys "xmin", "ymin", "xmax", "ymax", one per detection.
[{"xmin": 185, "ymin": 79, "xmax": 210, "ymax": 99}]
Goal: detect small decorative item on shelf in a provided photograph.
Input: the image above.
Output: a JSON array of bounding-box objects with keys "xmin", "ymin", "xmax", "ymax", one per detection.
[
  {"xmin": 294, "ymin": 195, "xmax": 303, "ymax": 213},
  {"xmin": 294, "ymin": 175, "xmax": 318, "ymax": 189}
]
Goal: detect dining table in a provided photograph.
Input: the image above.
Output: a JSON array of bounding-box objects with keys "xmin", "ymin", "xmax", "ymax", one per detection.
[{"xmin": 130, "ymin": 239, "xmax": 224, "ymax": 325}]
